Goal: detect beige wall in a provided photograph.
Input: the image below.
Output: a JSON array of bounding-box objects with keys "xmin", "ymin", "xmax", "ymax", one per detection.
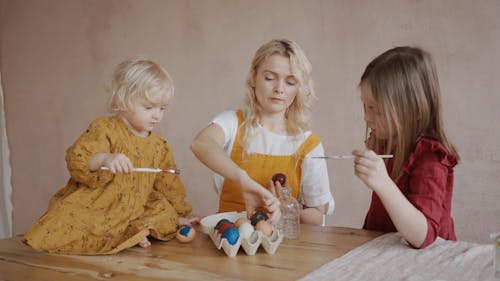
[{"xmin": 1, "ymin": 0, "xmax": 499, "ymax": 243}]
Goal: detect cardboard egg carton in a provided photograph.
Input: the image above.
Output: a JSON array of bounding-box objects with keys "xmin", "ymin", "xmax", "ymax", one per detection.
[{"xmin": 201, "ymin": 211, "xmax": 283, "ymax": 257}]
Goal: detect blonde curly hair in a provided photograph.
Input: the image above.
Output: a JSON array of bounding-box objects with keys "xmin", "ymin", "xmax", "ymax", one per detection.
[{"xmin": 107, "ymin": 59, "xmax": 174, "ymax": 113}]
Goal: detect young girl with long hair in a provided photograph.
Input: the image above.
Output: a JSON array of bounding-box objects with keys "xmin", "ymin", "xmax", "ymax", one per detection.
[
  {"xmin": 24, "ymin": 59, "xmax": 198, "ymax": 254},
  {"xmin": 353, "ymin": 46, "xmax": 459, "ymax": 248}
]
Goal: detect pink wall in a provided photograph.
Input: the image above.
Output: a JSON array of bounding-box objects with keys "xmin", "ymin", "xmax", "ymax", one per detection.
[{"xmin": 1, "ymin": 0, "xmax": 499, "ymax": 243}]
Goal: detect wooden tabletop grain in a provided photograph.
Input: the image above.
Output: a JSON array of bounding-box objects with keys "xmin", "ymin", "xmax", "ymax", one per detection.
[{"xmin": 0, "ymin": 225, "xmax": 381, "ymax": 281}]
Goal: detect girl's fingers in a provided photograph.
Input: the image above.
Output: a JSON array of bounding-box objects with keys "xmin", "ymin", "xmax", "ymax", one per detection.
[
  {"xmin": 354, "ymin": 157, "xmax": 374, "ymax": 170},
  {"xmin": 353, "ymin": 149, "xmax": 378, "ymax": 160},
  {"xmin": 126, "ymin": 160, "xmax": 134, "ymax": 173},
  {"xmin": 352, "ymin": 149, "xmax": 363, "ymax": 156},
  {"xmin": 365, "ymin": 150, "xmax": 379, "ymax": 158},
  {"xmin": 113, "ymin": 163, "xmax": 121, "ymax": 173},
  {"xmin": 354, "ymin": 163, "xmax": 371, "ymax": 176}
]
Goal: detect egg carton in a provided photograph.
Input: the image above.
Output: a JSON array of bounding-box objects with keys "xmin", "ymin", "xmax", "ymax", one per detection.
[
  {"xmin": 208, "ymin": 226, "xmax": 282, "ymax": 257},
  {"xmin": 201, "ymin": 211, "xmax": 283, "ymax": 257}
]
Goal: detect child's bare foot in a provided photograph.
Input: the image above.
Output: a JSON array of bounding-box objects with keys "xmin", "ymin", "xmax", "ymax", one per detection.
[
  {"xmin": 138, "ymin": 238, "xmax": 151, "ymax": 248},
  {"xmin": 179, "ymin": 216, "xmax": 201, "ymax": 226}
]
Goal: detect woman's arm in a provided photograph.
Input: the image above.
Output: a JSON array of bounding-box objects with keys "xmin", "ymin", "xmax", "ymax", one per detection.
[
  {"xmin": 191, "ymin": 123, "xmax": 245, "ymax": 188},
  {"xmin": 300, "ymin": 205, "xmax": 327, "ymax": 226},
  {"xmin": 299, "ymin": 142, "xmax": 334, "ymax": 226},
  {"xmin": 191, "ymin": 123, "xmax": 281, "ymax": 223}
]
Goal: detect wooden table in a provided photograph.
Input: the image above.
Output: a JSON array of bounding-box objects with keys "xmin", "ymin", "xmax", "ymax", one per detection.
[{"xmin": 0, "ymin": 225, "xmax": 381, "ymax": 281}]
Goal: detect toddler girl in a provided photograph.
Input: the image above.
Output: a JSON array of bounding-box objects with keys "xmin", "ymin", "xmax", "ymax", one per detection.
[{"xmin": 24, "ymin": 59, "xmax": 197, "ymax": 254}]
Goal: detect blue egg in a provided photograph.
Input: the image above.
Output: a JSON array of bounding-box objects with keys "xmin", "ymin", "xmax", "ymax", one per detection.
[
  {"xmin": 179, "ymin": 226, "xmax": 192, "ymax": 237},
  {"xmin": 221, "ymin": 226, "xmax": 240, "ymax": 245}
]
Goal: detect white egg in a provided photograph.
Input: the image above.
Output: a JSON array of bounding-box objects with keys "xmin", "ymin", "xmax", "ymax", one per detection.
[{"xmin": 238, "ymin": 221, "xmax": 254, "ymax": 240}]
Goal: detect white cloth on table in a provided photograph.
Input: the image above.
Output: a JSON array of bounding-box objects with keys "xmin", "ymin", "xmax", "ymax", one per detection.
[{"xmin": 299, "ymin": 232, "xmax": 496, "ymax": 281}]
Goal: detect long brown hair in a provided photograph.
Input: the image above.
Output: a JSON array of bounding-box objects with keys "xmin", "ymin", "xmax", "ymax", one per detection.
[{"xmin": 360, "ymin": 46, "xmax": 459, "ymax": 180}]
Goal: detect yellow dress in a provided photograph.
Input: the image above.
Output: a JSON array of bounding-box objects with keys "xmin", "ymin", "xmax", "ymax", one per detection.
[{"xmin": 23, "ymin": 116, "xmax": 192, "ymax": 255}]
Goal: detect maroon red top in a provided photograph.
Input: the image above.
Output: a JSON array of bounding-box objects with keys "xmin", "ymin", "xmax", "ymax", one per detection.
[{"xmin": 363, "ymin": 137, "xmax": 458, "ymax": 249}]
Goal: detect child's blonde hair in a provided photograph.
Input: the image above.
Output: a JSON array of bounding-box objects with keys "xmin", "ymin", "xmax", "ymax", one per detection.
[
  {"xmin": 360, "ymin": 46, "xmax": 459, "ymax": 180},
  {"xmin": 241, "ymin": 39, "xmax": 317, "ymax": 151},
  {"xmin": 107, "ymin": 59, "xmax": 174, "ymax": 113}
]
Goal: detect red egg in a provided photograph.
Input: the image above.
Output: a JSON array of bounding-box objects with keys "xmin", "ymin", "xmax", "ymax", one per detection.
[
  {"xmin": 218, "ymin": 222, "xmax": 235, "ymax": 234},
  {"xmin": 272, "ymin": 173, "xmax": 287, "ymax": 186}
]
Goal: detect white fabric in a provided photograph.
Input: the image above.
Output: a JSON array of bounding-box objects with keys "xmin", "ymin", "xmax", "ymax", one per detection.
[
  {"xmin": 299, "ymin": 232, "xmax": 497, "ymax": 281},
  {"xmin": 0, "ymin": 72, "xmax": 13, "ymax": 239},
  {"xmin": 211, "ymin": 110, "xmax": 335, "ymax": 215}
]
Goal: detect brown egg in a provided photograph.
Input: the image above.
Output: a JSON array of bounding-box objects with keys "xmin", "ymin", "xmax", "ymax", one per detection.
[
  {"xmin": 255, "ymin": 220, "xmax": 273, "ymax": 236},
  {"xmin": 234, "ymin": 217, "xmax": 248, "ymax": 228},
  {"xmin": 176, "ymin": 226, "xmax": 196, "ymax": 243}
]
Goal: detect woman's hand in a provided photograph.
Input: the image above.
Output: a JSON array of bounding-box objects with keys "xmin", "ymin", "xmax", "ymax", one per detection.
[
  {"xmin": 352, "ymin": 149, "xmax": 391, "ymax": 192},
  {"xmin": 239, "ymin": 171, "xmax": 281, "ymax": 224},
  {"xmin": 191, "ymin": 123, "xmax": 281, "ymax": 224}
]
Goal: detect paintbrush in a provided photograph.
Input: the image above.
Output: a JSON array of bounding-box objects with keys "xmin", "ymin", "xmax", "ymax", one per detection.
[
  {"xmin": 311, "ymin": 154, "xmax": 393, "ymax": 160},
  {"xmin": 100, "ymin": 167, "xmax": 180, "ymax": 174}
]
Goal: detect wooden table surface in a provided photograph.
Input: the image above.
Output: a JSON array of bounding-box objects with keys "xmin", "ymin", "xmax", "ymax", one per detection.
[{"xmin": 0, "ymin": 225, "xmax": 381, "ymax": 281}]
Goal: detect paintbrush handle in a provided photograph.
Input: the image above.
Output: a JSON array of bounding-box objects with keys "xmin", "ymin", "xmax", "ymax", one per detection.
[
  {"xmin": 100, "ymin": 167, "xmax": 180, "ymax": 174},
  {"xmin": 311, "ymin": 154, "xmax": 393, "ymax": 160}
]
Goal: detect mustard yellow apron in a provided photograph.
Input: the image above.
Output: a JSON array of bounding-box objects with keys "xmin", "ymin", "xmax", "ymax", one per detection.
[{"xmin": 218, "ymin": 111, "xmax": 320, "ymax": 212}]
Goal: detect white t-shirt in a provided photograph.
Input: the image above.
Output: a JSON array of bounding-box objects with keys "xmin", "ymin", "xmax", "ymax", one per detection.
[{"xmin": 211, "ymin": 110, "xmax": 335, "ymax": 215}]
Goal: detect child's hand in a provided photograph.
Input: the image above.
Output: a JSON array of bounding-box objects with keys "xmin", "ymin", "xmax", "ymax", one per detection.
[
  {"xmin": 102, "ymin": 153, "xmax": 134, "ymax": 174},
  {"xmin": 352, "ymin": 149, "xmax": 391, "ymax": 192},
  {"xmin": 179, "ymin": 216, "xmax": 200, "ymax": 226}
]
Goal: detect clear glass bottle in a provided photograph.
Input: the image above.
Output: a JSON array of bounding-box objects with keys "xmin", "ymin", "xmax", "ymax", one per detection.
[{"xmin": 277, "ymin": 187, "xmax": 301, "ymax": 239}]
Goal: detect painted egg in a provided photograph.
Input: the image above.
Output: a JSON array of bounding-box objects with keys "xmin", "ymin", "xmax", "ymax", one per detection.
[
  {"xmin": 176, "ymin": 225, "xmax": 196, "ymax": 243},
  {"xmin": 218, "ymin": 222, "xmax": 234, "ymax": 234},
  {"xmin": 214, "ymin": 218, "xmax": 231, "ymax": 230},
  {"xmin": 272, "ymin": 173, "xmax": 287, "ymax": 186},
  {"xmin": 238, "ymin": 221, "xmax": 254, "ymax": 240},
  {"xmin": 234, "ymin": 217, "xmax": 248, "ymax": 228},
  {"xmin": 255, "ymin": 220, "xmax": 273, "ymax": 236},
  {"xmin": 221, "ymin": 226, "xmax": 240, "ymax": 245},
  {"xmin": 250, "ymin": 210, "xmax": 269, "ymax": 226}
]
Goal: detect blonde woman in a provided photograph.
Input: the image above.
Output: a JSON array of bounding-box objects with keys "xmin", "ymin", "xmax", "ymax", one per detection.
[
  {"xmin": 353, "ymin": 46, "xmax": 459, "ymax": 248},
  {"xmin": 191, "ymin": 39, "xmax": 335, "ymax": 225},
  {"xmin": 24, "ymin": 59, "xmax": 198, "ymax": 254}
]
